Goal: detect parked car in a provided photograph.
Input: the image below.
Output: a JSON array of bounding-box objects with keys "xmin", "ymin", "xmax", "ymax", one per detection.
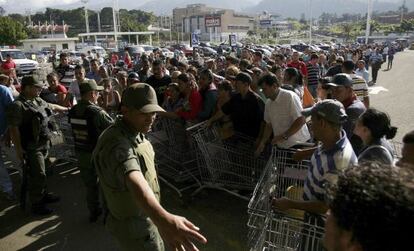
[
  {"xmin": 170, "ymin": 44, "xmax": 194, "ymax": 57},
  {"xmin": 0, "ymin": 49, "xmax": 39, "ymax": 76},
  {"xmin": 161, "ymin": 48, "xmax": 174, "ymax": 58}
]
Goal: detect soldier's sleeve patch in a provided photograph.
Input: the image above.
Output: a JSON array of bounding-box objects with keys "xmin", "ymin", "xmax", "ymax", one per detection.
[{"xmin": 114, "ymin": 144, "xmax": 136, "ymax": 164}]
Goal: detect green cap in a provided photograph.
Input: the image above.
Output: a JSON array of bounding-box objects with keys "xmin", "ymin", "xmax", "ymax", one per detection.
[
  {"xmin": 21, "ymin": 75, "xmax": 44, "ymax": 88},
  {"xmin": 122, "ymin": 83, "xmax": 165, "ymax": 113},
  {"xmin": 302, "ymin": 99, "xmax": 348, "ymax": 125},
  {"xmin": 79, "ymin": 79, "xmax": 104, "ymax": 94}
]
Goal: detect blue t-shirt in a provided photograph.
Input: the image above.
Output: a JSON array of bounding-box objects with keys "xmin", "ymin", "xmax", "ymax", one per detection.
[{"xmin": 0, "ymin": 85, "xmax": 14, "ymax": 135}]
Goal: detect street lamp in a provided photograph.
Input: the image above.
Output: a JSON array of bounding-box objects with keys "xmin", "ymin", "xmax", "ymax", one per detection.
[
  {"xmin": 81, "ymin": 0, "xmax": 90, "ymax": 39},
  {"xmin": 309, "ymin": 0, "xmax": 312, "ymax": 44},
  {"xmin": 365, "ymin": 0, "xmax": 373, "ymax": 44},
  {"xmin": 112, "ymin": 0, "xmax": 118, "ymax": 50}
]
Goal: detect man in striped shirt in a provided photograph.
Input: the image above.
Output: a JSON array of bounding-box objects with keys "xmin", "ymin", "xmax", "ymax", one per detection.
[
  {"xmin": 306, "ymin": 54, "xmax": 321, "ymax": 98},
  {"xmin": 342, "ymin": 60, "xmax": 369, "ymax": 108},
  {"xmin": 272, "ymin": 100, "xmax": 357, "ymax": 215}
]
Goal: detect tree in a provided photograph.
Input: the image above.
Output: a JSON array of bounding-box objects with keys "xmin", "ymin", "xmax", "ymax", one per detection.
[
  {"xmin": 0, "ymin": 6, "xmax": 6, "ymax": 16},
  {"xmin": 341, "ymin": 23, "xmax": 353, "ymax": 41},
  {"xmin": 0, "ymin": 16, "xmax": 28, "ymax": 45},
  {"xmin": 400, "ymin": 19, "xmax": 414, "ymax": 33}
]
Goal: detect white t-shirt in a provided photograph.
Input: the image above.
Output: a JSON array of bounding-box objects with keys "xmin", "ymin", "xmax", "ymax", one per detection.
[
  {"xmin": 264, "ymin": 88, "xmax": 311, "ymax": 149},
  {"xmin": 68, "ymin": 79, "xmax": 90, "ymax": 102}
]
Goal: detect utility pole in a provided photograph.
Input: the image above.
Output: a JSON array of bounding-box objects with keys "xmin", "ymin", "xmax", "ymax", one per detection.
[
  {"xmin": 97, "ymin": 11, "xmax": 101, "ymax": 32},
  {"xmin": 169, "ymin": 17, "xmax": 172, "ymax": 44},
  {"xmin": 112, "ymin": 0, "xmax": 118, "ymax": 50},
  {"xmin": 401, "ymin": 0, "xmax": 406, "ymax": 23},
  {"xmin": 365, "ymin": 0, "xmax": 373, "ymax": 44},
  {"xmin": 81, "ymin": 0, "xmax": 90, "ymax": 38},
  {"xmin": 309, "ymin": 0, "xmax": 312, "ymax": 44}
]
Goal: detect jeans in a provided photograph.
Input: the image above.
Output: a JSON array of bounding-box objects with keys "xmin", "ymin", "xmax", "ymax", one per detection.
[{"xmin": 0, "ymin": 144, "xmax": 13, "ymax": 195}]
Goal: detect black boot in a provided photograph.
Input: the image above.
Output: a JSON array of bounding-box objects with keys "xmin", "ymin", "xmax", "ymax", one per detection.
[
  {"xmin": 31, "ymin": 203, "xmax": 53, "ymax": 216},
  {"xmin": 41, "ymin": 193, "xmax": 61, "ymax": 204},
  {"xmin": 89, "ymin": 208, "xmax": 103, "ymax": 223}
]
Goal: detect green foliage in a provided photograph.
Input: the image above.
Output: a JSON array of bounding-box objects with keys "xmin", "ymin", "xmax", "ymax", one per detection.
[{"xmin": 0, "ymin": 16, "xmax": 28, "ymax": 45}]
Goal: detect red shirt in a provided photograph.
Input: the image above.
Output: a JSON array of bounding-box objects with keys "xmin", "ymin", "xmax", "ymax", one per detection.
[
  {"xmin": 287, "ymin": 60, "xmax": 308, "ymax": 77},
  {"xmin": 1, "ymin": 60, "xmax": 16, "ymax": 70},
  {"xmin": 176, "ymin": 89, "xmax": 203, "ymax": 120},
  {"xmin": 49, "ymin": 84, "xmax": 68, "ymax": 94}
]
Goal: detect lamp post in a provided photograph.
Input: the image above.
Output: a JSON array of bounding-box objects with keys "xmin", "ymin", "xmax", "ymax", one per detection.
[
  {"xmin": 365, "ymin": 0, "xmax": 373, "ymax": 44},
  {"xmin": 112, "ymin": 0, "xmax": 118, "ymax": 50},
  {"xmin": 309, "ymin": 0, "xmax": 312, "ymax": 44},
  {"xmin": 81, "ymin": 0, "xmax": 90, "ymax": 39}
]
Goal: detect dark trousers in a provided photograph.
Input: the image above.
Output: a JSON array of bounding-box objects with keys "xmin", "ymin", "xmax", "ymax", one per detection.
[
  {"xmin": 372, "ymin": 67, "xmax": 380, "ymax": 83},
  {"xmin": 388, "ymin": 57, "xmax": 394, "ymax": 69},
  {"xmin": 76, "ymin": 150, "xmax": 101, "ymax": 214},
  {"xmin": 26, "ymin": 149, "xmax": 48, "ymax": 204}
]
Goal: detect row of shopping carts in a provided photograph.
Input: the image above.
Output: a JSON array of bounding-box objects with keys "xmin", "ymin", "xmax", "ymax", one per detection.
[
  {"xmin": 247, "ymin": 147, "xmax": 326, "ymax": 251},
  {"xmin": 146, "ymin": 117, "xmax": 268, "ymax": 199},
  {"xmin": 247, "ymin": 141, "xmax": 404, "ymax": 251}
]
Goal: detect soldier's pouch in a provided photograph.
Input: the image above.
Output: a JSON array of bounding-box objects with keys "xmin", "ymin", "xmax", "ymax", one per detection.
[{"xmin": 49, "ymin": 131, "xmax": 65, "ymax": 146}]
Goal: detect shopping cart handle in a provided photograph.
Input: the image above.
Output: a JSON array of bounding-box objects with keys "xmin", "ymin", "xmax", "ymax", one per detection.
[{"xmin": 186, "ymin": 121, "xmax": 208, "ymax": 131}]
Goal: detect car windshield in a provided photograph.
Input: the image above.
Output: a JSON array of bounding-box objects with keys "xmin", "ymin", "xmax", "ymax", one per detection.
[{"xmin": 1, "ymin": 51, "xmax": 27, "ymax": 60}]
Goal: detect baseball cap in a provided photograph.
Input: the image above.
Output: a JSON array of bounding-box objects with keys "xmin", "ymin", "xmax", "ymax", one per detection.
[
  {"xmin": 21, "ymin": 75, "xmax": 44, "ymax": 88},
  {"xmin": 122, "ymin": 83, "xmax": 165, "ymax": 113},
  {"xmin": 235, "ymin": 72, "xmax": 252, "ymax": 85},
  {"xmin": 79, "ymin": 79, "xmax": 104, "ymax": 94},
  {"xmin": 302, "ymin": 99, "xmax": 348, "ymax": 125},
  {"xmin": 326, "ymin": 73, "xmax": 353, "ymax": 88},
  {"xmin": 336, "ymin": 56, "xmax": 344, "ymax": 63}
]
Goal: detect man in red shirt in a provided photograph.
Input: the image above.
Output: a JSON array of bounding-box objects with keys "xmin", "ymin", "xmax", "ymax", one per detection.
[
  {"xmin": 1, "ymin": 54, "xmax": 17, "ymax": 78},
  {"xmin": 287, "ymin": 51, "xmax": 308, "ymax": 78}
]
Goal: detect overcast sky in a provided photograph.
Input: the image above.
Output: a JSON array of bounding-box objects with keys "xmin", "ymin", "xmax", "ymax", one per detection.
[{"xmin": 0, "ymin": 0, "xmax": 406, "ymax": 14}]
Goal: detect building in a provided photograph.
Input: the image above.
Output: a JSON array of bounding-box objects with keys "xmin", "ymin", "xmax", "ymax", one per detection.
[
  {"xmin": 255, "ymin": 12, "xmax": 293, "ymax": 33},
  {"xmin": 173, "ymin": 4, "xmax": 254, "ymax": 42},
  {"xmin": 21, "ymin": 37, "xmax": 79, "ymax": 52}
]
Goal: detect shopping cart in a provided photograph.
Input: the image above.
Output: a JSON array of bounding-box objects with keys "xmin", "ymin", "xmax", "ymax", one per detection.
[
  {"xmin": 191, "ymin": 125, "xmax": 267, "ymax": 200},
  {"xmin": 48, "ymin": 113, "xmax": 77, "ymax": 165},
  {"xmin": 248, "ymin": 146, "xmax": 325, "ymax": 251},
  {"xmin": 147, "ymin": 117, "xmax": 202, "ymax": 197}
]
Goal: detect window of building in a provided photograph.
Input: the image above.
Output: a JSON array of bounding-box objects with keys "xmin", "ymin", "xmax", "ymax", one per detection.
[{"xmin": 62, "ymin": 43, "xmax": 69, "ymax": 50}]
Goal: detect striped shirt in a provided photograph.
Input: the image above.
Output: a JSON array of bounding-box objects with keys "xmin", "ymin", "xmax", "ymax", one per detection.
[
  {"xmin": 306, "ymin": 63, "xmax": 320, "ymax": 86},
  {"xmin": 351, "ymin": 74, "xmax": 369, "ymax": 103},
  {"xmin": 303, "ymin": 130, "xmax": 357, "ymax": 202}
]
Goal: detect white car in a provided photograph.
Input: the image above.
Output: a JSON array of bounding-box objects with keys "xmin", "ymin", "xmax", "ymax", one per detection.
[
  {"xmin": 161, "ymin": 48, "xmax": 174, "ymax": 58},
  {"xmin": 0, "ymin": 49, "xmax": 39, "ymax": 76}
]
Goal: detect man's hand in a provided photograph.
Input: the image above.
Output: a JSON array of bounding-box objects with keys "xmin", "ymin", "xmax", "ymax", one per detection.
[
  {"xmin": 272, "ymin": 197, "xmax": 294, "ymax": 212},
  {"xmin": 271, "ymin": 135, "xmax": 285, "ymax": 145},
  {"xmin": 254, "ymin": 142, "xmax": 265, "ymax": 158},
  {"xmin": 15, "ymin": 146, "xmax": 25, "ymax": 163},
  {"xmin": 158, "ymin": 213, "xmax": 207, "ymax": 251}
]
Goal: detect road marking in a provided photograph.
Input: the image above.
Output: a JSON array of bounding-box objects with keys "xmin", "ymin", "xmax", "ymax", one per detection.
[{"xmin": 369, "ymin": 86, "xmax": 389, "ymax": 95}]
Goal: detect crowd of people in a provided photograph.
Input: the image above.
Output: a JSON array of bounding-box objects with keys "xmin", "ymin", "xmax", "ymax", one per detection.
[{"xmin": 0, "ymin": 41, "xmax": 413, "ymax": 251}]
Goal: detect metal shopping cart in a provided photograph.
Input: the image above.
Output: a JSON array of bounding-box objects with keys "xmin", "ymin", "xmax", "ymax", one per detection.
[
  {"xmin": 191, "ymin": 124, "xmax": 268, "ymax": 200},
  {"xmin": 147, "ymin": 117, "xmax": 202, "ymax": 197},
  {"xmin": 48, "ymin": 113, "xmax": 77, "ymax": 165},
  {"xmin": 248, "ymin": 146, "xmax": 325, "ymax": 251}
]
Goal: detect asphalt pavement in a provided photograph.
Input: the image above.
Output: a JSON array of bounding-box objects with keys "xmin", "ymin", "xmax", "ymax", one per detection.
[
  {"xmin": 369, "ymin": 49, "xmax": 414, "ymax": 141},
  {"xmin": 0, "ymin": 49, "xmax": 413, "ymax": 251}
]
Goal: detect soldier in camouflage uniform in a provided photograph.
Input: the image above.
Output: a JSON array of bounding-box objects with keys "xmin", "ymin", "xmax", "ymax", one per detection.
[
  {"xmin": 69, "ymin": 79, "xmax": 113, "ymax": 222},
  {"xmin": 93, "ymin": 83, "xmax": 207, "ymax": 251}
]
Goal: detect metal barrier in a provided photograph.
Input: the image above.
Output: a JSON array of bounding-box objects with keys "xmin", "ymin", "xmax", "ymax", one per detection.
[
  {"xmin": 147, "ymin": 117, "xmax": 202, "ymax": 197},
  {"xmin": 247, "ymin": 147, "xmax": 325, "ymax": 251},
  {"xmin": 191, "ymin": 124, "xmax": 267, "ymax": 200}
]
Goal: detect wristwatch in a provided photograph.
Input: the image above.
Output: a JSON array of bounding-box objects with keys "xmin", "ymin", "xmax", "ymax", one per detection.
[{"xmin": 283, "ymin": 133, "xmax": 289, "ymax": 140}]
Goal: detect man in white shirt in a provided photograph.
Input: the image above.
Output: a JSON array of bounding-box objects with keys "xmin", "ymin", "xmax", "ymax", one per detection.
[
  {"xmin": 65, "ymin": 65, "xmax": 89, "ymax": 105},
  {"xmin": 355, "ymin": 60, "xmax": 370, "ymax": 84},
  {"xmin": 255, "ymin": 73, "xmax": 310, "ymax": 155}
]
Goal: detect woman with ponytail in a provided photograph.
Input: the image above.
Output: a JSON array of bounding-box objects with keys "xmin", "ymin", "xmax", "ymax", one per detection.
[
  {"xmin": 353, "ymin": 108, "xmax": 397, "ymax": 164},
  {"xmin": 282, "ymin": 67, "xmax": 304, "ymax": 100}
]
